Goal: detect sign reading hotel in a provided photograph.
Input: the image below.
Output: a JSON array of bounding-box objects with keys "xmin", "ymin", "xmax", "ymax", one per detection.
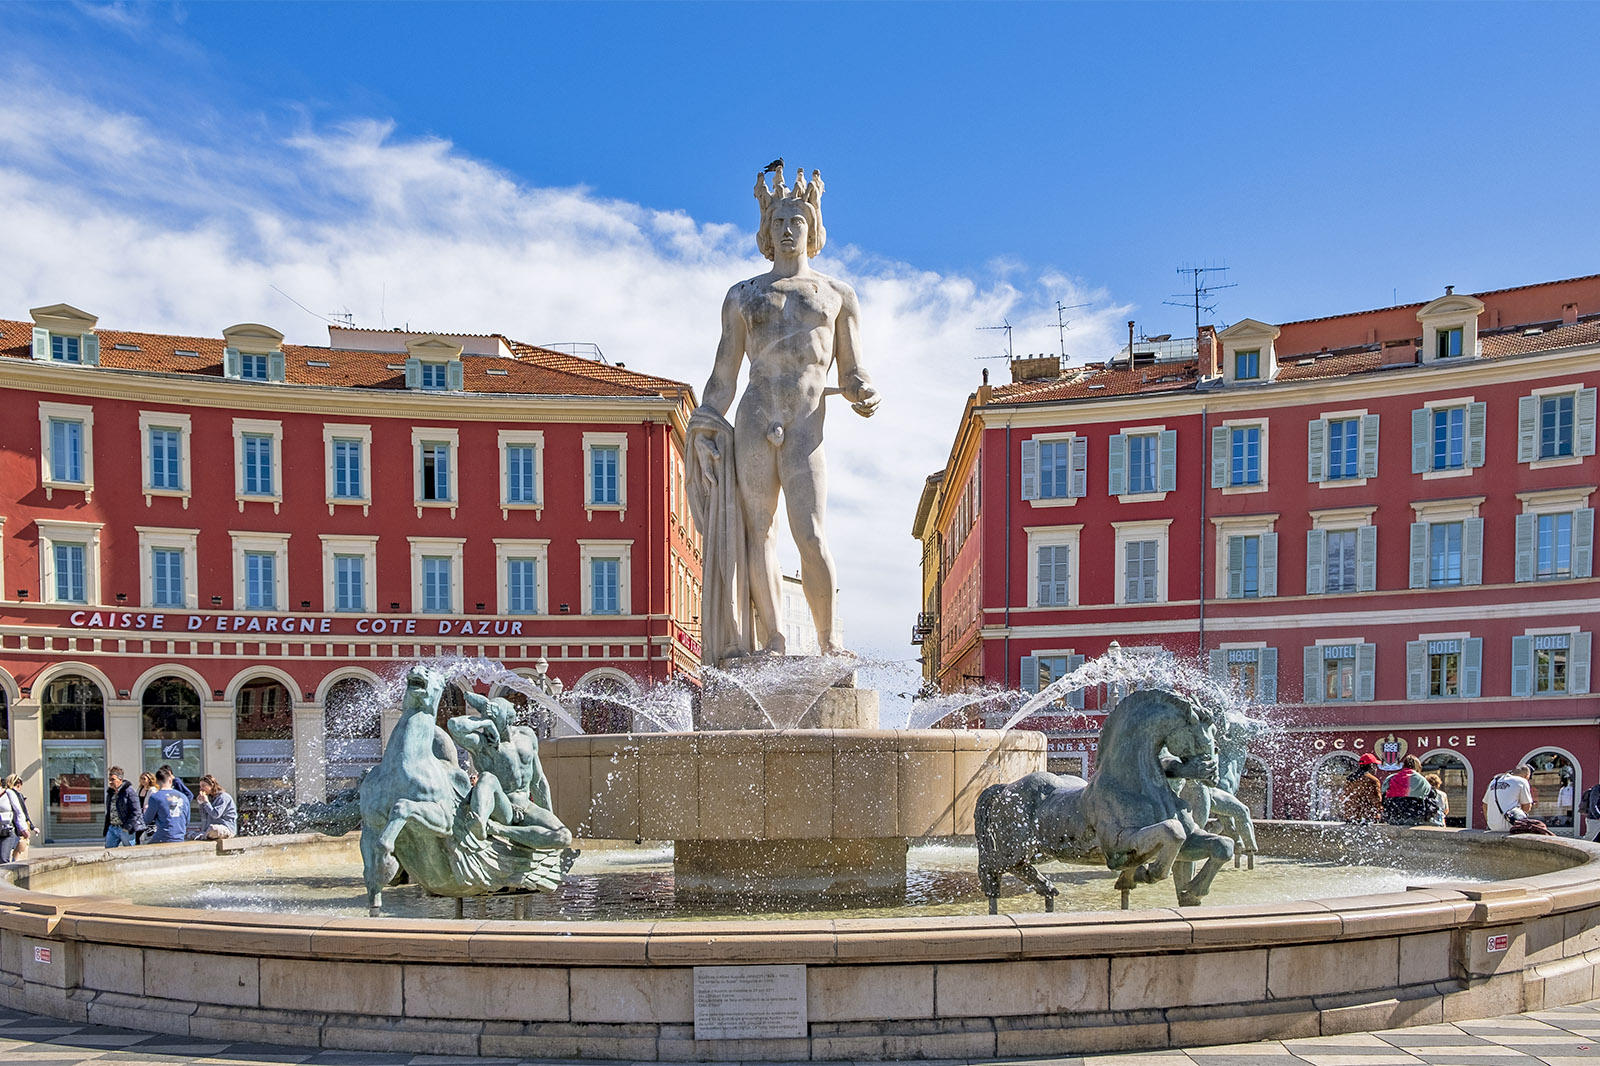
[{"xmin": 62, "ymin": 609, "xmax": 532, "ymax": 637}]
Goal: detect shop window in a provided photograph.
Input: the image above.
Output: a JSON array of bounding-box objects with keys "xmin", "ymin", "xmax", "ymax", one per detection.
[
  {"xmin": 140, "ymin": 677, "xmax": 202, "ymax": 787},
  {"xmin": 1311, "ymin": 753, "xmax": 1360, "ymax": 820},
  {"xmin": 1419, "ymin": 752, "xmax": 1469, "ymax": 828},
  {"xmin": 1524, "ymin": 750, "xmax": 1579, "ymax": 836},
  {"xmin": 41, "ymin": 674, "xmax": 106, "ymax": 841},
  {"xmin": 234, "ymin": 678, "xmax": 294, "ymax": 826},
  {"xmin": 324, "ymin": 678, "xmax": 381, "ymax": 799}
]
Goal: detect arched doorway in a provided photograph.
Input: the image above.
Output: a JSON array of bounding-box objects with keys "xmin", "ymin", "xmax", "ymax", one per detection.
[
  {"xmin": 325, "ymin": 678, "xmax": 382, "ymax": 799},
  {"xmin": 1523, "ymin": 748, "xmax": 1581, "ymax": 836},
  {"xmin": 41, "ymin": 674, "xmax": 106, "ymax": 841},
  {"xmin": 235, "ymin": 677, "xmax": 295, "ymax": 826},
  {"xmin": 1238, "ymin": 756, "xmax": 1271, "ymax": 819},
  {"xmin": 1419, "ymin": 751, "xmax": 1471, "ymax": 828},
  {"xmin": 574, "ymin": 670, "xmax": 637, "ymax": 734},
  {"xmin": 141, "ymin": 676, "xmax": 202, "ymax": 789},
  {"xmin": 1310, "ymin": 752, "xmax": 1359, "ymax": 821}
]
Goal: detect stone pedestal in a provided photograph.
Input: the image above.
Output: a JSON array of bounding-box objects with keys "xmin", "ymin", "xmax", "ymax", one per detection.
[
  {"xmin": 697, "ymin": 655, "xmax": 877, "ymax": 730},
  {"xmin": 675, "ymin": 838, "xmax": 908, "ymax": 896}
]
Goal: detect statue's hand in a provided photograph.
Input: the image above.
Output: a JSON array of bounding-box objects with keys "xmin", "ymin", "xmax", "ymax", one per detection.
[{"xmin": 849, "ymin": 381, "xmax": 880, "ymax": 418}]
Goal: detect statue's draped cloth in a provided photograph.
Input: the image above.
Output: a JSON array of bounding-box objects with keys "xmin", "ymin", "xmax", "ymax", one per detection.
[{"xmin": 685, "ymin": 408, "xmax": 752, "ymax": 664}]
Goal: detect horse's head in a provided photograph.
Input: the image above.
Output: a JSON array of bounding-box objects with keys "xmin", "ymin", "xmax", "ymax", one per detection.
[
  {"xmin": 402, "ymin": 665, "xmax": 447, "ymax": 715},
  {"xmin": 1151, "ymin": 690, "xmax": 1220, "ymax": 783}
]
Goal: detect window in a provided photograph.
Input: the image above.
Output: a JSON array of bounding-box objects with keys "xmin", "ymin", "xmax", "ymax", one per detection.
[
  {"xmin": 1518, "ymin": 387, "xmax": 1597, "ymax": 465},
  {"xmin": 39, "ymin": 402, "xmax": 95, "ymax": 499},
  {"xmin": 1021, "ymin": 435, "xmax": 1086, "ymax": 502},
  {"xmin": 232, "ymin": 419, "xmax": 284, "ymax": 509},
  {"xmin": 49, "ymin": 418, "xmax": 83, "ymax": 483},
  {"xmin": 1408, "ymin": 501, "xmax": 1484, "ymax": 589},
  {"xmin": 497, "ymin": 431, "xmax": 546, "ymax": 516},
  {"xmin": 30, "ymin": 307, "xmax": 100, "ymax": 368},
  {"xmin": 1405, "ymin": 637, "xmax": 1482, "ymax": 700},
  {"xmin": 334, "ymin": 556, "xmax": 365, "ymax": 612},
  {"xmin": 138, "ymin": 411, "xmax": 192, "ymax": 505},
  {"xmin": 1227, "ymin": 533, "xmax": 1278, "ymax": 598},
  {"xmin": 1309, "ymin": 413, "xmax": 1378, "ymax": 483},
  {"xmin": 1436, "ymin": 327, "xmax": 1463, "ymax": 360},
  {"xmin": 1039, "ymin": 439, "xmax": 1070, "ymax": 498},
  {"xmin": 151, "ymin": 550, "xmax": 185, "ymax": 607},
  {"xmin": 579, "ymin": 540, "xmax": 632, "ymax": 615},
  {"xmin": 37, "ymin": 520, "xmax": 103, "ymax": 606},
  {"xmin": 1416, "ymin": 291, "xmax": 1482, "ymax": 368},
  {"xmin": 230, "ymin": 532, "xmax": 289, "ymax": 611},
  {"xmin": 1512, "ymin": 632, "xmax": 1593, "ymax": 697},
  {"xmin": 1411, "ymin": 401, "xmax": 1484, "ymax": 475},
  {"xmin": 1515, "ymin": 503, "xmax": 1593, "ymax": 582},
  {"xmin": 1114, "ymin": 521, "xmax": 1169, "ymax": 605},
  {"xmin": 1230, "ymin": 427, "xmax": 1260, "ymax": 486},
  {"xmin": 1302, "ymin": 642, "xmax": 1375, "ymax": 703},
  {"xmin": 591, "ymin": 558, "xmax": 620, "ymax": 614},
  {"xmin": 148, "ymin": 427, "xmax": 181, "ymax": 489},
  {"xmin": 1325, "ymin": 530, "xmax": 1358, "ymax": 593},
  {"xmin": 51, "ymin": 334, "xmax": 81, "ymax": 363},
  {"xmin": 591, "ymin": 446, "xmax": 619, "ymax": 504},
  {"xmin": 494, "ymin": 539, "xmax": 549, "ymax": 615},
  {"xmin": 1538, "ymin": 513, "xmax": 1573, "ymax": 580},
  {"xmin": 1109, "ymin": 429, "xmax": 1176, "ymax": 498},
  {"xmin": 333, "ymin": 440, "xmax": 363, "ymax": 499},
  {"xmin": 420, "ymin": 442, "xmax": 451, "ymax": 501},
  {"xmin": 422, "ymin": 557, "xmax": 453, "ymax": 613},
  {"xmin": 322, "ymin": 424, "xmax": 373, "ymax": 513},
  {"xmin": 1428, "ymin": 521, "xmax": 1463, "ymax": 587},
  {"xmin": 1307, "ymin": 510, "xmax": 1378, "ymax": 595},
  {"xmin": 1234, "ymin": 349, "xmax": 1260, "ymax": 380},
  {"xmin": 506, "ymin": 446, "xmax": 537, "ymax": 503},
  {"xmin": 1219, "ymin": 319, "xmax": 1280, "ymax": 385},
  {"xmin": 1432, "ymin": 407, "xmax": 1464, "ymax": 470},
  {"xmin": 1020, "ymin": 651, "xmax": 1086, "ymax": 709},
  {"xmin": 239, "ymin": 353, "xmax": 269, "ymax": 381},
  {"xmin": 242, "ymin": 435, "xmax": 274, "ymax": 495},
  {"xmin": 1036, "ymin": 544, "xmax": 1070, "ymax": 606},
  {"xmin": 137, "ymin": 528, "xmax": 198, "ymax": 609},
  {"xmin": 1209, "ymin": 646, "xmax": 1279, "ymax": 703},
  {"xmin": 420, "ymin": 362, "xmax": 448, "ymax": 390},
  {"xmin": 583, "ymin": 432, "xmax": 630, "ymax": 516},
  {"xmin": 1125, "ymin": 540, "xmax": 1158, "ymax": 603},
  {"xmin": 244, "ymin": 552, "xmax": 277, "ymax": 609}
]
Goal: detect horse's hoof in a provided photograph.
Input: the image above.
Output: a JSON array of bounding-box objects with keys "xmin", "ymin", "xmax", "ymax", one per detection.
[
  {"xmin": 1177, "ymin": 893, "xmax": 1202, "ymax": 907},
  {"xmin": 369, "ymin": 905, "xmax": 382, "ymax": 917}
]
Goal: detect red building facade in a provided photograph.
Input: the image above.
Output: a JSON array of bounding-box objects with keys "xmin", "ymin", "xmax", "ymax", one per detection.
[
  {"xmin": 0, "ymin": 306, "xmax": 702, "ymax": 839},
  {"xmin": 926, "ymin": 276, "xmax": 1599, "ymax": 829}
]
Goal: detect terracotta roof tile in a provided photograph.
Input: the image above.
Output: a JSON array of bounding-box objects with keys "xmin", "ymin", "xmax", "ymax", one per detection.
[{"xmin": 0, "ymin": 319, "xmax": 691, "ymax": 400}]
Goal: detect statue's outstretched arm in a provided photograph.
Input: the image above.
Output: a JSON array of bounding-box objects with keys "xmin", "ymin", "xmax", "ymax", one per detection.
[
  {"xmin": 700, "ymin": 289, "xmax": 746, "ymax": 416},
  {"xmin": 832, "ymin": 282, "xmax": 878, "ymax": 417}
]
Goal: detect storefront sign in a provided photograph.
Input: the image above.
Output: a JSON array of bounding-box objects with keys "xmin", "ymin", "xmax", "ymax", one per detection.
[
  {"xmin": 63, "ymin": 610, "xmax": 529, "ymax": 637},
  {"xmin": 161, "ymin": 739, "xmax": 185, "ymax": 761},
  {"xmin": 1310, "ymin": 734, "xmax": 1477, "ymax": 752}
]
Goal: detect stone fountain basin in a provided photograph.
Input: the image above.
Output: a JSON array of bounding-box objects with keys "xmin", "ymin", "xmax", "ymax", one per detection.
[{"xmin": 5, "ymin": 823, "xmax": 1600, "ymax": 1060}]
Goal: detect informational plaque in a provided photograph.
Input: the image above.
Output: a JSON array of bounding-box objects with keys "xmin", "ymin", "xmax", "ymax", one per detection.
[{"xmin": 692, "ymin": 964, "xmax": 807, "ymax": 1040}]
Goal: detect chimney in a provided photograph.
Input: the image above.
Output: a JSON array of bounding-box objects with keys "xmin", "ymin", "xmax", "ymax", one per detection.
[
  {"xmin": 1563, "ymin": 302, "xmax": 1579, "ymax": 325},
  {"xmin": 1197, "ymin": 324, "xmax": 1220, "ymax": 377},
  {"xmin": 1009, "ymin": 353, "xmax": 1062, "ymax": 383},
  {"xmin": 1381, "ymin": 338, "xmax": 1418, "ymax": 368}
]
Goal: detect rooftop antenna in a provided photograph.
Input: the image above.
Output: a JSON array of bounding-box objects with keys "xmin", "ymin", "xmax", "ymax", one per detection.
[
  {"xmin": 1055, "ymin": 300, "xmax": 1090, "ymax": 359},
  {"xmin": 330, "ymin": 308, "xmax": 355, "ymax": 328},
  {"xmin": 977, "ymin": 319, "xmax": 1014, "ymax": 361},
  {"xmin": 1164, "ymin": 264, "xmax": 1237, "ymax": 348}
]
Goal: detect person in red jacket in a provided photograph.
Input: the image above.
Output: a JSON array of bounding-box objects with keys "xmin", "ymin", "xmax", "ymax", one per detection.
[{"xmin": 1338, "ymin": 753, "xmax": 1385, "ymax": 823}]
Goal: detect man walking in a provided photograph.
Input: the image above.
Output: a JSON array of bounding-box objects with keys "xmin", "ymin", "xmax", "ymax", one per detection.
[
  {"xmin": 142, "ymin": 768, "xmax": 191, "ymax": 843},
  {"xmin": 103, "ymin": 767, "xmax": 144, "ymax": 848}
]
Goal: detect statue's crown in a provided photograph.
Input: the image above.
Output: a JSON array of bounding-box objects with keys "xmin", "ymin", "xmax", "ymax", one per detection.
[{"xmin": 755, "ymin": 166, "xmax": 824, "ymax": 211}]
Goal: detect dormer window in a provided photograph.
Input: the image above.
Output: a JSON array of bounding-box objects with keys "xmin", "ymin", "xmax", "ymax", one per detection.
[
  {"xmin": 1234, "ymin": 349, "xmax": 1260, "ymax": 380},
  {"xmin": 239, "ymin": 353, "xmax": 270, "ymax": 380},
  {"xmin": 1416, "ymin": 289, "xmax": 1483, "ymax": 367},
  {"xmin": 403, "ymin": 334, "xmax": 465, "ymax": 391},
  {"xmin": 30, "ymin": 303, "xmax": 101, "ymax": 367},
  {"xmin": 222, "ymin": 322, "xmax": 287, "ymax": 382},
  {"xmin": 1218, "ymin": 319, "xmax": 1281, "ymax": 386},
  {"xmin": 420, "ymin": 362, "xmax": 449, "ymax": 390},
  {"xmin": 1437, "ymin": 327, "xmax": 1464, "ymax": 360}
]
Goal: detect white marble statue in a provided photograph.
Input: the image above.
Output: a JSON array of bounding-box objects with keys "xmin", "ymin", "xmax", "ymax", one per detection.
[{"xmin": 686, "ymin": 165, "xmax": 879, "ymax": 665}]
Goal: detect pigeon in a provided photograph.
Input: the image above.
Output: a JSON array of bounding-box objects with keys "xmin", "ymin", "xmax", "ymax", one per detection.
[{"xmin": 761, "ymin": 157, "xmax": 784, "ymax": 175}]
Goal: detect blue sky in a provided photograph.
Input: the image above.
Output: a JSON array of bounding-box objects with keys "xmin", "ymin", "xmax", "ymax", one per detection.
[{"xmin": 4, "ymin": 2, "xmax": 1597, "ymax": 659}]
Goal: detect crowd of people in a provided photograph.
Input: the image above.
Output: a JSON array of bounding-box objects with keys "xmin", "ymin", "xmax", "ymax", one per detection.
[
  {"xmin": 103, "ymin": 766, "xmax": 238, "ymax": 847},
  {"xmin": 1339, "ymin": 754, "xmax": 1557, "ymax": 834}
]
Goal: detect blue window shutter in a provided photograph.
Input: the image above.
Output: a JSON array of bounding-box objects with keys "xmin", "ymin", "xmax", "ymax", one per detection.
[
  {"xmin": 1259, "ymin": 532, "xmax": 1278, "ymax": 597},
  {"xmin": 1411, "ymin": 408, "xmax": 1429, "ymax": 473},
  {"xmin": 1517, "ymin": 396, "xmax": 1538, "ymax": 462},
  {"xmin": 1035, "ymin": 545, "xmax": 1051, "ymax": 605},
  {"xmin": 1574, "ymin": 508, "xmax": 1594, "ymax": 579},
  {"xmin": 1066, "ymin": 654, "xmax": 1086, "ymax": 708},
  {"xmin": 1158, "ymin": 429, "xmax": 1178, "ymax": 492},
  {"xmin": 1020, "ymin": 439, "xmax": 1038, "ymax": 500},
  {"xmin": 447, "ymin": 359, "xmax": 465, "ymax": 391},
  {"xmin": 1355, "ymin": 643, "xmax": 1376, "ymax": 701},
  {"xmin": 81, "ymin": 334, "xmax": 99, "ymax": 366},
  {"xmin": 1405, "ymin": 640, "xmax": 1427, "ymax": 700},
  {"xmin": 1513, "ymin": 513, "xmax": 1536, "ymax": 582},
  {"xmin": 1463, "ymin": 517, "xmax": 1484, "ymax": 585},
  {"xmin": 1467, "ymin": 402, "xmax": 1487, "ymax": 467},
  {"xmin": 1578, "ymin": 387, "xmax": 1598, "ymax": 457},
  {"xmin": 1462, "ymin": 638, "xmax": 1483, "ymax": 699},
  {"xmin": 404, "ymin": 357, "xmax": 421, "ymax": 389},
  {"xmin": 1209, "ymin": 648, "xmax": 1226, "ymax": 681},
  {"xmin": 1226, "ymin": 536, "xmax": 1244, "ymax": 599},
  {"xmin": 1307, "ymin": 419, "xmax": 1326, "ymax": 482},
  {"xmin": 267, "ymin": 351, "xmax": 286, "ymax": 382},
  {"xmin": 1302, "ymin": 646, "xmax": 1320, "ymax": 704},
  {"xmin": 1052, "ymin": 545, "xmax": 1070, "ymax": 606},
  {"xmin": 1258, "ymin": 648, "xmax": 1278, "ymax": 703},
  {"xmin": 1211, "ymin": 425, "xmax": 1229, "ymax": 488},
  {"xmin": 1305, "ymin": 530, "xmax": 1326, "ymax": 595},
  {"xmin": 1357, "ymin": 525, "xmax": 1378, "ymax": 592},
  {"xmin": 1408, "ymin": 522, "xmax": 1428, "ymax": 589},
  {"xmin": 31, "ymin": 327, "xmax": 49, "ymax": 360},
  {"xmin": 1571, "ymin": 632, "xmax": 1592, "ymax": 695},
  {"xmin": 1068, "ymin": 436, "xmax": 1087, "ymax": 498},
  {"xmin": 223, "ymin": 347, "xmax": 241, "ymax": 380},
  {"xmin": 1510, "ymin": 636, "xmax": 1534, "ymax": 698},
  {"xmin": 1020, "ymin": 655, "xmax": 1039, "ymax": 694},
  {"xmin": 1359, "ymin": 414, "xmax": 1380, "ymax": 478},
  {"xmin": 1107, "ymin": 433, "xmax": 1126, "ymax": 496}
]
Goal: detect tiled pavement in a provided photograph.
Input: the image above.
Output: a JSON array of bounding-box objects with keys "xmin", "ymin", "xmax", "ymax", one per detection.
[{"xmin": 6, "ymin": 1004, "xmax": 1600, "ymax": 1066}]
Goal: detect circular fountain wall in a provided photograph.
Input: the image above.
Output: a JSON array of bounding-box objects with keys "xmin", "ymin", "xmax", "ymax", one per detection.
[{"xmin": 6, "ymin": 825, "xmax": 1600, "ymax": 1060}]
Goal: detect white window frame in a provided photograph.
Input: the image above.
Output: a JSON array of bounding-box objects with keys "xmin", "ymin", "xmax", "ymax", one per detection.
[
  {"xmin": 232, "ymin": 417, "xmax": 285, "ymax": 513},
  {"xmin": 583, "ymin": 431, "xmax": 629, "ymax": 521},
  {"xmin": 579, "ymin": 539, "xmax": 633, "ymax": 615},
  {"xmin": 497, "ymin": 430, "xmax": 546, "ymax": 520},
  {"xmin": 411, "ymin": 427, "xmax": 460, "ymax": 518},
  {"xmin": 1120, "ymin": 426, "xmax": 1166, "ymax": 501},
  {"xmin": 1520, "ymin": 624, "xmax": 1587, "ymax": 697},
  {"xmin": 1523, "ymin": 383, "xmax": 1595, "ymax": 471},
  {"xmin": 1023, "ymin": 432, "xmax": 1085, "ymax": 508},
  {"xmin": 1218, "ymin": 417, "xmax": 1269, "ymax": 495},
  {"xmin": 1025, "ymin": 524, "xmax": 1082, "ymax": 608},
  {"xmin": 1514, "ymin": 486, "xmax": 1595, "ymax": 583},
  {"xmin": 1312, "ymin": 407, "xmax": 1375, "ymax": 487},
  {"xmin": 1218, "ymin": 318, "xmax": 1280, "ymax": 386},
  {"xmin": 1112, "ymin": 519, "xmax": 1171, "ymax": 605},
  {"xmin": 1308, "ymin": 505, "xmax": 1378, "ymax": 596},
  {"xmin": 1409, "ymin": 496, "xmax": 1485, "ymax": 590},
  {"xmin": 138, "ymin": 411, "xmax": 193, "ymax": 507},
  {"xmin": 319, "ymin": 534, "xmax": 378, "ymax": 614},
  {"xmin": 229, "ymin": 532, "xmax": 291, "ymax": 611},
  {"xmin": 38, "ymin": 401, "xmax": 96, "ymax": 502},
  {"xmin": 1416, "ymin": 291, "xmax": 1483, "ymax": 367},
  {"xmin": 323, "ymin": 423, "xmax": 373, "ymax": 516},
  {"xmin": 408, "ymin": 537, "xmax": 465, "ymax": 615},
  {"xmin": 494, "ymin": 538, "xmax": 550, "ymax": 615},
  {"xmin": 135, "ymin": 527, "xmax": 200, "ymax": 609},
  {"xmin": 1210, "ymin": 514, "xmax": 1278, "ymax": 600},
  {"xmin": 36, "ymin": 519, "xmax": 103, "ymax": 606}
]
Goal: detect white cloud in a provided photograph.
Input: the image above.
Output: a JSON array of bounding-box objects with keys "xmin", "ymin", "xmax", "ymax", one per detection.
[{"xmin": 0, "ymin": 82, "xmax": 1133, "ymax": 660}]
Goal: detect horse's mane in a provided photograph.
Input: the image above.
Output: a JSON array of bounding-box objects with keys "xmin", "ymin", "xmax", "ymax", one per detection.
[{"xmin": 1098, "ymin": 689, "xmax": 1201, "ymax": 785}]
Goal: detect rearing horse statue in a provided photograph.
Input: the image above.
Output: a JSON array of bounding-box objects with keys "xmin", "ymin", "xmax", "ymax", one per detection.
[{"xmin": 976, "ymin": 688, "xmax": 1236, "ymax": 909}]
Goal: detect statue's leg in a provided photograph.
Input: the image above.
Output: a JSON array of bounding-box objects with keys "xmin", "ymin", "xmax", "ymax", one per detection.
[
  {"xmin": 776, "ymin": 417, "xmax": 840, "ymax": 654},
  {"xmin": 1175, "ymin": 831, "xmax": 1236, "ymax": 905},
  {"xmin": 1210, "ymin": 791, "xmax": 1258, "ymax": 853},
  {"xmin": 383, "ymin": 797, "xmax": 453, "ymax": 851},
  {"xmin": 466, "ymin": 775, "xmax": 510, "ymax": 839},
  {"xmin": 1108, "ymin": 820, "xmax": 1185, "ymax": 884},
  {"xmin": 360, "ymin": 823, "xmax": 395, "ymax": 912},
  {"xmin": 733, "ymin": 418, "xmax": 785, "ymax": 653}
]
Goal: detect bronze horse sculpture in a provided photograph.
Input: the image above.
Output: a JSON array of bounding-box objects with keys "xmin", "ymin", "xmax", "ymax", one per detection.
[
  {"xmin": 975, "ymin": 688, "xmax": 1236, "ymax": 910},
  {"xmin": 359, "ymin": 665, "xmax": 571, "ymax": 915}
]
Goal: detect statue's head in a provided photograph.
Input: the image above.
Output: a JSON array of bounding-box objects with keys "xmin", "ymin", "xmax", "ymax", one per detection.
[
  {"xmin": 484, "ymin": 696, "xmax": 516, "ymax": 733},
  {"xmin": 754, "ymin": 166, "xmax": 826, "ymax": 261},
  {"xmin": 403, "ymin": 665, "xmax": 447, "ymax": 711}
]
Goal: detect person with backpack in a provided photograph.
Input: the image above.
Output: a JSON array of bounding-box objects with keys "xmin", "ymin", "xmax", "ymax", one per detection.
[
  {"xmin": 0, "ymin": 778, "xmax": 29, "ymax": 862},
  {"xmin": 1483, "ymin": 765, "xmax": 1546, "ymax": 833},
  {"xmin": 1383, "ymin": 755, "xmax": 1440, "ymax": 827}
]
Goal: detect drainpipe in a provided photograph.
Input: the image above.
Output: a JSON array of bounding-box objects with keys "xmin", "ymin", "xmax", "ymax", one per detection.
[
  {"xmin": 1004, "ymin": 421, "xmax": 1012, "ymax": 689},
  {"xmin": 1198, "ymin": 405, "xmax": 1207, "ymax": 657}
]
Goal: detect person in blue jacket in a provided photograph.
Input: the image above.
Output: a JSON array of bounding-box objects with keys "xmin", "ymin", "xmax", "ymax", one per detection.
[{"xmin": 142, "ymin": 767, "xmax": 191, "ymax": 843}]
